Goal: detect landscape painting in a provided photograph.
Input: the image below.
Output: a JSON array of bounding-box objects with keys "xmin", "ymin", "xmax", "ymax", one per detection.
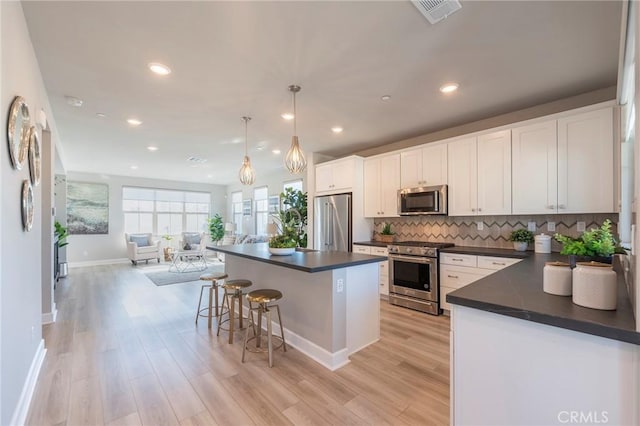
[{"xmin": 67, "ymin": 181, "xmax": 109, "ymax": 234}]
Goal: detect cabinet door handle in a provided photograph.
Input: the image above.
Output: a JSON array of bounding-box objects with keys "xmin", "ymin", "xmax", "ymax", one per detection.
[
  {"xmin": 478, "ymin": 208, "xmax": 482, "ymax": 212},
  {"xmin": 548, "ymin": 205, "xmax": 555, "ymax": 210},
  {"xmin": 471, "ymin": 208, "xmax": 476, "ymax": 212},
  {"xmin": 558, "ymin": 204, "xmax": 566, "ymax": 209},
  {"xmin": 447, "ymin": 274, "xmax": 459, "ymax": 279}
]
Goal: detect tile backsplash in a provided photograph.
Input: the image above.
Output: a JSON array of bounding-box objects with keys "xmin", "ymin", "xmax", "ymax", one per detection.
[{"xmin": 373, "ymin": 214, "xmax": 618, "ymax": 251}]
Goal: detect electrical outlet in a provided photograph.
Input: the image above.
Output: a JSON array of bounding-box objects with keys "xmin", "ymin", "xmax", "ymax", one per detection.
[
  {"xmin": 577, "ymin": 221, "xmax": 586, "ymax": 232},
  {"xmin": 547, "ymin": 222, "xmax": 556, "ymax": 232},
  {"xmin": 337, "ymin": 279, "xmax": 344, "ymax": 293},
  {"xmin": 477, "ymin": 221, "xmax": 484, "ymax": 231},
  {"xmin": 527, "ymin": 221, "xmax": 536, "ymax": 232}
]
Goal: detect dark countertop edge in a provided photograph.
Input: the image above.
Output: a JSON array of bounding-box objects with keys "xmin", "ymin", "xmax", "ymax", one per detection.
[
  {"xmin": 353, "ymin": 241, "xmax": 390, "ymax": 248},
  {"xmin": 440, "ymin": 246, "xmax": 530, "ymax": 259},
  {"xmin": 207, "ymin": 245, "xmax": 384, "ymax": 273},
  {"xmin": 447, "ymin": 295, "xmax": 640, "ymax": 345}
]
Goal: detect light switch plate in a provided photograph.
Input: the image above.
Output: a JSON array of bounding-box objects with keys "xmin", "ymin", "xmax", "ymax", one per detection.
[
  {"xmin": 527, "ymin": 221, "xmax": 536, "ymax": 232},
  {"xmin": 477, "ymin": 221, "xmax": 484, "ymax": 231},
  {"xmin": 547, "ymin": 222, "xmax": 556, "ymax": 232},
  {"xmin": 577, "ymin": 221, "xmax": 586, "ymax": 232}
]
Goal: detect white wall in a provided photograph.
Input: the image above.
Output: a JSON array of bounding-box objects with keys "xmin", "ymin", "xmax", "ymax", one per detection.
[
  {"xmin": 0, "ymin": 2, "xmax": 61, "ymax": 424},
  {"xmin": 65, "ymin": 172, "xmax": 226, "ymax": 264}
]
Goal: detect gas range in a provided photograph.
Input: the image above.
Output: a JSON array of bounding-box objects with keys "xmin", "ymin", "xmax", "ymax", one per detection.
[{"xmin": 388, "ymin": 241, "xmax": 454, "ymax": 258}]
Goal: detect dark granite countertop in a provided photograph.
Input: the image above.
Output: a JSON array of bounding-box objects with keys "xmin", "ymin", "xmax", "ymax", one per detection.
[
  {"xmin": 447, "ymin": 252, "xmax": 640, "ymax": 345},
  {"xmin": 353, "ymin": 241, "xmax": 391, "ymax": 248},
  {"xmin": 440, "ymin": 246, "xmax": 530, "ymax": 259},
  {"xmin": 208, "ymin": 243, "xmax": 386, "ymax": 273}
]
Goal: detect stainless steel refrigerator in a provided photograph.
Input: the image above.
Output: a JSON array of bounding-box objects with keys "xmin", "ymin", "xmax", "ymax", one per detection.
[{"xmin": 314, "ymin": 194, "xmax": 352, "ymax": 252}]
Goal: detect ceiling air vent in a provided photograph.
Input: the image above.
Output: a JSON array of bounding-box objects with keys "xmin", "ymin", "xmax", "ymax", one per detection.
[{"xmin": 411, "ymin": 0, "xmax": 462, "ymax": 24}]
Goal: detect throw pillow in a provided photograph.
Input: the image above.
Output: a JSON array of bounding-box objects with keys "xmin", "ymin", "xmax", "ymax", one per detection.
[
  {"xmin": 129, "ymin": 235, "xmax": 150, "ymax": 247},
  {"xmin": 185, "ymin": 233, "xmax": 201, "ymax": 245}
]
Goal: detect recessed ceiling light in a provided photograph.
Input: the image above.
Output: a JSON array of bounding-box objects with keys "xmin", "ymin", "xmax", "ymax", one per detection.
[
  {"xmin": 281, "ymin": 113, "xmax": 294, "ymax": 120},
  {"xmin": 147, "ymin": 146, "xmax": 158, "ymax": 151},
  {"xmin": 130, "ymin": 165, "xmax": 138, "ymax": 170},
  {"xmin": 65, "ymin": 96, "xmax": 83, "ymax": 107},
  {"xmin": 96, "ymin": 113, "xmax": 106, "ymax": 118},
  {"xmin": 127, "ymin": 118, "xmax": 142, "ymax": 126},
  {"xmin": 440, "ymin": 83, "xmax": 459, "ymax": 93},
  {"xmin": 272, "ymin": 149, "xmax": 281, "ymax": 155},
  {"xmin": 331, "ymin": 126, "xmax": 343, "ymax": 133},
  {"xmin": 381, "ymin": 95, "xmax": 391, "ymax": 101},
  {"xmin": 148, "ymin": 62, "xmax": 171, "ymax": 76}
]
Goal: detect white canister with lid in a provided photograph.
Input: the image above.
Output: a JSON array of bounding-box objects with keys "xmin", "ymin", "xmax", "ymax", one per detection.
[
  {"xmin": 543, "ymin": 261, "xmax": 572, "ymax": 296},
  {"xmin": 534, "ymin": 233, "xmax": 552, "ymax": 253},
  {"xmin": 572, "ymin": 262, "xmax": 617, "ymax": 310}
]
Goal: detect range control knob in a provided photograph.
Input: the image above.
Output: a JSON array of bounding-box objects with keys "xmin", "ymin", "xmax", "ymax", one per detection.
[
  {"xmin": 406, "ymin": 248, "xmax": 413, "ymax": 253},
  {"xmin": 421, "ymin": 248, "xmax": 430, "ymax": 256}
]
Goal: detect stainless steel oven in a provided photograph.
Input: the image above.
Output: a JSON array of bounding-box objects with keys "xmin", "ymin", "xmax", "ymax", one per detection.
[{"xmin": 388, "ymin": 241, "xmax": 453, "ymax": 315}]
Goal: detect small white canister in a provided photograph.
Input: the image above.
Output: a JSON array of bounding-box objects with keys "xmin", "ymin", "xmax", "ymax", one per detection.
[
  {"xmin": 543, "ymin": 261, "xmax": 572, "ymax": 296},
  {"xmin": 534, "ymin": 233, "xmax": 552, "ymax": 254},
  {"xmin": 572, "ymin": 262, "xmax": 617, "ymax": 310}
]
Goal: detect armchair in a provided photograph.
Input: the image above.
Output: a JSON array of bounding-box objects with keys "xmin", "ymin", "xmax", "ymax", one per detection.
[
  {"xmin": 125, "ymin": 233, "xmax": 161, "ymax": 265},
  {"xmin": 180, "ymin": 232, "xmax": 205, "ymax": 252}
]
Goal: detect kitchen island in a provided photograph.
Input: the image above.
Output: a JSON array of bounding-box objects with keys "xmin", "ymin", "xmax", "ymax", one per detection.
[
  {"xmin": 446, "ymin": 251, "xmax": 640, "ymax": 425},
  {"xmin": 209, "ymin": 243, "xmax": 385, "ymax": 370}
]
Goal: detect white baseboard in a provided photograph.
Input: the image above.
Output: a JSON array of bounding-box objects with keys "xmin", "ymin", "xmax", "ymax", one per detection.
[
  {"xmin": 69, "ymin": 258, "xmax": 130, "ymax": 268},
  {"xmin": 42, "ymin": 304, "xmax": 57, "ymax": 325},
  {"xmin": 10, "ymin": 339, "xmax": 46, "ymax": 426}
]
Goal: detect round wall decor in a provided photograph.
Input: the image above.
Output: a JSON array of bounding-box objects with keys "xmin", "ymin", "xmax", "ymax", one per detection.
[
  {"xmin": 7, "ymin": 96, "xmax": 31, "ymax": 170},
  {"xmin": 28, "ymin": 126, "xmax": 41, "ymax": 186},
  {"xmin": 21, "ymin": 180, "xmax": 34, "ymax": 232}
]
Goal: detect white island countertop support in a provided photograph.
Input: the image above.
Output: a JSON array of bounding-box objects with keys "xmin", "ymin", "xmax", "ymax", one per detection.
[{"xmin": 210, "ymin": 243, "xmax": 385, "ymax": 370}]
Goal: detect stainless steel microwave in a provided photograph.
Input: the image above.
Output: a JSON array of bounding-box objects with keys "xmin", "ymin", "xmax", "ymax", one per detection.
[{"xmin": 398, "ymin": 185, "xmax": 448, "ymax": 215}]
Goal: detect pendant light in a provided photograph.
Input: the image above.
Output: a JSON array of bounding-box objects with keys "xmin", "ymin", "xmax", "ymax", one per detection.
[
  {"xmin": 284, "ymin": 84, "xmax": 307, "ymax": 174},
  {"xmin": 238, "ymin": 116, "xmax": 256, "ymax": 185}
]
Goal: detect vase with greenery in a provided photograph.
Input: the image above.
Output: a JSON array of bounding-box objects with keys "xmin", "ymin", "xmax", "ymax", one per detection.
[
  {"xmin": 161, "ymin": 234, "xmax": 173, "ymax": 261},
  {"xmin": 275, "ymin": 188, "xmax": 308, "ymax": 248},
  {"xmin": 554, "ymin": 219, "xmax": 620, "ymax": 267},
  {"xmin": 54, "ymin": 221, "xmax": 69, "ymax": 247},
  {"xmin": 509, "ymin": 229, "xmax": 534, "ymax": 251},
  {"xmin": 208, "ymin": 213, "xmax": 225, "ymax": 245},
  {"xmin": 379, "ymin": 223, "xmax": 395, "ymax": 243}
]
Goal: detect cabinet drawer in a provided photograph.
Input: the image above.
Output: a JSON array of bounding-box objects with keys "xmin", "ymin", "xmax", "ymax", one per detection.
[
  {"xmin": 440, "ymin": 265, "xmax": 492, "ymax": 289},
  {"xmin": 371, "ymin": 247, "xmax": 389, "ymax": 256},
  {"xmin": 353, "ymin": 245, "xmax": 371, "ymax": 254},
  {"xmin": 477, "ymin": 256, "xmax": 521, "ymax": 270},
  {"xmin": 440, "ymin": 253, "xmax": 477, "ymax": 267}
]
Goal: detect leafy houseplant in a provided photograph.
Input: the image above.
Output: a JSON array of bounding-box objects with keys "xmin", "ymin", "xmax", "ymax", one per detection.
[
  {"xmin": 379, "ymin": 223, "xmax": 395, "ymax": 243},
  {"xmin": 208, "ymin": 214, "xmax": 225, "ymax": 244},
  {"xmin": 554, "ymin": 219, "xmax": 619, "ymax": 267},
  {"xmin": 54, "ymin": 221, "xmax": 69, "ymax": 248},
  {"xmin": 276, "ymin": 188, "xmax": 308, "ymax": 248},
  {"xmin": 509, "ymin": 229, "xmax": 534, "ymax": 252}
]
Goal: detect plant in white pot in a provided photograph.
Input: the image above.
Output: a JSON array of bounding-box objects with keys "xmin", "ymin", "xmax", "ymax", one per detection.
[{"xmin": 509, "ymin": 229, "xmax": 534, "ymax": 251}]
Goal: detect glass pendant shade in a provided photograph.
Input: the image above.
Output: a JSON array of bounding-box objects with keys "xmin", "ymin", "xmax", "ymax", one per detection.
[
  {"xmin": 285, "ymin": 136, "xmax": 307, "ymax": 174},
  {"xmin": 239, "ymin": 155, "xmax": 255, "ymax": 185}
]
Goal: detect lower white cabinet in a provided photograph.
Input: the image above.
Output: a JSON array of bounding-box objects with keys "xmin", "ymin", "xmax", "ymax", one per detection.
[
  {"xmin": 440, "ymin": 254, "xmax": 521, "ymax": 311},
  {"xmin": 353, "ymin": 244, "xmax": 389, "ymax": 296}
]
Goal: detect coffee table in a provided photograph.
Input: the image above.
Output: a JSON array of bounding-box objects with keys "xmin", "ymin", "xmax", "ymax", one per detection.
[{"xmin": 169, "ymin": 250, "xmax": 207, "ymax": 273}]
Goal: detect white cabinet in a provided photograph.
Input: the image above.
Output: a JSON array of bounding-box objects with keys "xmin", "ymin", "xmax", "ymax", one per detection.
[
  {"xmin": 364, "ymin": 154, "xmax": 400, "ymax": 217},
  {"xmin": 440, "ymin": 254, "xmax": 521, "ymax": 311},
  {"xmin": 448, "ymin": 131, "xmax": 511, "ymax": 216},
  {"xmin": 352, "ymin": 245, "xmax": 389, "ymax": 296},
  {"xmin": 400, "ymin": 143, "xmax": 448, "ymax": 188},
  {"xmin": 512, "ymin": 108, "xmax": 614, "ymax": 214},
  {"xmin": 315, "ymin": 157, "xmax": 355, "ymax": 194}
]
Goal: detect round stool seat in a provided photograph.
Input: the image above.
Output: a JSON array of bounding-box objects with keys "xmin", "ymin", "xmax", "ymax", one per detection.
[
  {"xmin": 246, "ymin": 289, "xmax": 283, "ymax": 304},
  {"xmin": 223, "ymin": 279, "xmax": 252, "ymax": 290},
  {"xmin": 199, "ymin": 272, "xmax": 228, "ymax": 282}
]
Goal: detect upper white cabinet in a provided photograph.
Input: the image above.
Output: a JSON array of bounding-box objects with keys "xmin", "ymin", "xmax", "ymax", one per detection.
[
  {"xmin": 448, "ymin": 131, "xmax": 512, "ymax": 216},
  {"xmin": 364, "ymin": 154, "xmax": 400, "ymax": 217},
  {"xmin": 315, "ymin": 157, "xmax": 356, "ymax": 194},
  {"xmin": 400, "ymin": 143, "xmax": 447, "ymax": 188},
  {"xmin": 512, "ymin": 108, "xmax": 613, "ymax": 214}
]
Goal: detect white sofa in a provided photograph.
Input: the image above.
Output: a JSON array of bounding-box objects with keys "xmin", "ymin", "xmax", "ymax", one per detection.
[{"xmin": 125, "ymin": 233, "xmax": 162, "ymax": 265}]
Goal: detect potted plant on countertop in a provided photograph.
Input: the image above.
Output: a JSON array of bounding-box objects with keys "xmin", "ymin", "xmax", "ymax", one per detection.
[
  {"xmin": 509, "ymin": 229, "xmax": 534, "ymax": 252},
  {"xmin": 269, "ymin": 202, "xmax": 303, "ymax": 255},
  {"xmin": 279, "ymin": 188, "xmax": 308, "ymax": 248},
  {"xmin": 554, "ymin": 219, "xmax": 622, "ymax": 268},
  {"xmin": 378, "ymin": 223, "xmax": 395, "ymax": 243},
  {"xmin": 208, "ymin": 213, "xmax": 225, "ymax": 245}
]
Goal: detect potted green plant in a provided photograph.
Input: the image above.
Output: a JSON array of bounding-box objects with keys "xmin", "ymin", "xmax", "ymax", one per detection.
[
  {"xmin": 269, "ymin": 193, "xmax": 305, "ymax": 255},
  {"xmin": 54, "ymin": 221, "xmax": 69, "ymax": 277},
  {"xmin": 279, "ymin": 188, "xmax": 308, "ymax": 247},
  {"xmin": 554, "ymin": 219, "xmax": 620, "ymax": 268},
  {"xmin": 379, "ymin": 223, "xmax": 395, "ymax": 243},
  {"xmin": 509, "ymin": 229, "xmax": 534, "ymax": 251},
  {"xmin": 208, "ymin": 214, "xmax": 225, "ymax": 245}
]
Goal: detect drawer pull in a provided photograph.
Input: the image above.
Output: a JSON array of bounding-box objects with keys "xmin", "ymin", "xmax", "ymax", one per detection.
[
  {"xmin": 452, "ymin": 258, "xmax": 464, "ymax": 262},
  {"xmin": 492, "ymin": 262, "xmax": 506, "ymax": 266},
  {"xmin": 447, "ymin": 274, "xmax": 459, "ymax": 279}
]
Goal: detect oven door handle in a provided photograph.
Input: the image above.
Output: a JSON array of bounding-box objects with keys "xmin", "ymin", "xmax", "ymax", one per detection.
[{"xmin": 389, "ymin": 254, "xmax": 436, "ymax": 264}]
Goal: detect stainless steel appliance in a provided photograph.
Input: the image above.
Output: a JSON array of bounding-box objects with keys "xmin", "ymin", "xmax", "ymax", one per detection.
[
  {"xmin": 398, "ymin": 184, "xmax": 448, "ymax": 216},
  {"xmin": 314, "ymin": 193, "xmax": 352, "ymax": 252},
  {"xmin": 388, "ymin": 241, "xmax": 454, "ymax": 315}
]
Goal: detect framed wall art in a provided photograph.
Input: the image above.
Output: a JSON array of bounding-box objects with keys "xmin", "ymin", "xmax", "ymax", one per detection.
[{"xmin": 67, "ymin": 181, "xmax": 109, "ymax": 234}]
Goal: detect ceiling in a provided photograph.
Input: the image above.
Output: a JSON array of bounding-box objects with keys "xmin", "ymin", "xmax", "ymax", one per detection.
[{"xmin": 22, "ymin": 1, "xmax": 622, "ymax": 185}]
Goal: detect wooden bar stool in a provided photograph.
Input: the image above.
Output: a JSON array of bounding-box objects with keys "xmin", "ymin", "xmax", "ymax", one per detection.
[
  {"xmin": 196, "ymin": 272, "xmax": 228, "ymax": 328},
  {"xmin": 217, "ymin": 279, "xmax": 252, "ymax": 344},
  {"xmin": 242, "ymin": 289, "xmax": 287, "ymax": 367}
]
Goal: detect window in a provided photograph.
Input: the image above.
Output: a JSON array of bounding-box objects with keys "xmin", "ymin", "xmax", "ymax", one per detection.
[
  {"xmin": 284, "ymin": 179, "xmax": 303, "ymax": 193},
  {"xmin": 122, "ymin": 187, "xmax": 211, "ymax": 235},
  {"xmin": 254, "ymin": 186, "xmax": 269, "ymax": 235},
  {"xmin": 231, "ymin": 191, "xmax": 243, "ymax": 234}
]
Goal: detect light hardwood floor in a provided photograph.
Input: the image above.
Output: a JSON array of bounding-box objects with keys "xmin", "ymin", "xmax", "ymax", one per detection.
[{"xmin": 26, "ymin": 263, "xmax": 450, "ymax": 426}]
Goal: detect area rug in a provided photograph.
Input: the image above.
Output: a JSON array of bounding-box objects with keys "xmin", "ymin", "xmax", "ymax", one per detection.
[{"xmin": 142, "ymin": 263, "xmax": 225, "ymax": 286}]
